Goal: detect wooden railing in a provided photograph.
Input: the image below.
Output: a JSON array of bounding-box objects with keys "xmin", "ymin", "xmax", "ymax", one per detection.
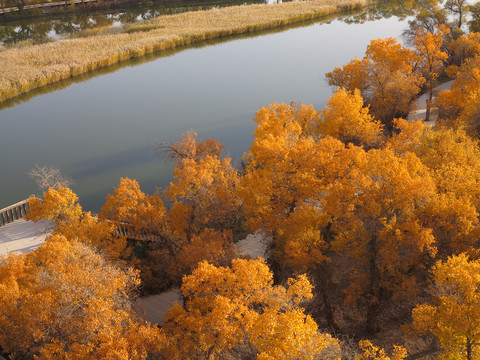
[
  {"xmin": 115, "ymin": 222, "xmax": 162, "ymax": 242},
  {"xmin": 0, "ymin": 198, "xmax": 32, "ymax": 227},
  {"xmin": 0, "ymin": 197, "xmax": 161, "ymax": 242}
]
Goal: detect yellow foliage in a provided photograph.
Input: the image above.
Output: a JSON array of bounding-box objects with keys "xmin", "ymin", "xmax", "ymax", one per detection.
[
  {"xmin": 449, "ymin": 32, "xmax": 480, "ymax": 63},
  {"xmin": 169, "ymin": 228, "xmax": 235, "ymax": 278},
  {"xmin": 162, "ymin": 259, "xmax": 340, "ymax": 359},
  {"xmin": 100, "ymin": 177, "xmax": 167, "ymax": 235},
  {"xmin": 356, "ymin": 340, "xmax": 407, "ymax": 360},
  {"xmin": 412, "ymin": 253, "xmax": 480, "ymax": 360},
  {"xmin": 27, "ymin": 186, "xmax": 129, "ymax": 259},
  {"xmin": 326, "ymin": 37, "xmax": 424, "ymax": 129},
  {"xmin": 329, "ymin": 148, "xmax": 437, "ymax": 309},
  {"xmin": 388, "ymin": 123, "xmax": 480, "ymax": 257},
  {"xmin": 318, "ymin": 87, "xmax": 384, "ymax": 148},
  {"xmin": 26, "ymin": 186, "xmax": 82, "ymax": 224},
  {"xmin": 0, "ymin": 235, "xmax": 164, "ymax": 359},
  {"xmin": 165, "ymin": 132, "xmax": 242, "ymax": 238}
]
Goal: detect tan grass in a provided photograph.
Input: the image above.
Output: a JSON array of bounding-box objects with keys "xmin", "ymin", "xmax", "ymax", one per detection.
[{"xmin": 0, "ymin": 0, "xmax": 367, "ymax": 104}]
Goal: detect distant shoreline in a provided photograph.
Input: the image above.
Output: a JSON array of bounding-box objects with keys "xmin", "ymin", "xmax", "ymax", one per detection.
[{"xmin": 0, "ymin": 0, "xmax": 367, "ymax": 104}]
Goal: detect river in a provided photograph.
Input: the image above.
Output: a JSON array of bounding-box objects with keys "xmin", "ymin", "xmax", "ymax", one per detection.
[{"xmin": 0, "ymin": 3, "xmax": 412, "ymax": 211}]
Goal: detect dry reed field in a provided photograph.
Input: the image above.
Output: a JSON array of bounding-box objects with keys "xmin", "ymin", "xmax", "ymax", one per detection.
[{"xmin": 0, "ymin": 0, "xmax": 366, "ymax": 104}]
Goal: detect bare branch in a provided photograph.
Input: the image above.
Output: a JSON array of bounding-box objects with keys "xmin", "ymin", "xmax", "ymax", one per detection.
[{"xmin": 29, "ymin": 165, "xmax": 73, "ymax": 191}]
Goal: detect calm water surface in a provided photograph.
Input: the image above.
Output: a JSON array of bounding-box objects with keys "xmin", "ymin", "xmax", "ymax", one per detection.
[
  {"xmin": 0, "ymin": 0, "xmax": 269, "ymax": 47},
  {"xmin": 0, "ymin": 9, "xmax": 410, "ymax": 211}
]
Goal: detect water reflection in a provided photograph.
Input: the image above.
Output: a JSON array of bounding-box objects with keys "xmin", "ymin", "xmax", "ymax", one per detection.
[
  {"xmin": 0, "ymin": 0, "xmax": 267, "ymax": 46},
  {"xmin": 343, "ymin": 0, "xmax": 441, "ymax": 23},
  {"xmin": 0, "ymin": 2, "xmax": 412, "ymax": 210}
]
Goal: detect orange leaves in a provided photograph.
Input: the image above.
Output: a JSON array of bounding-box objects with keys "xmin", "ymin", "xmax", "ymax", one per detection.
[
  {"xmin": 326, "ymin": 37, "xmax": 424, "ymax": 130},
  {"xmin": 170, "ymin": 229, "xmax": 235, "ymax": 278},
  {"xmin": 100, "ymin": 177, "xmax": 167, "ymax": 243},
  {"xmin": 318, "ymin": 87, "xmax": 384, "ymax": 148},
  {"xmin": 165, "ymin": 131, "xmax": 242, "ymax": 236},
  {"xmin": 412, "ymin": 254, "xmax": 480, "ymax": 359},
  {"xmin": 356, "ymin": 341, "xmax": 407, "ymax": 360},
  {"xmin": 413, "ymin": 24, "xmax": 449, "ymax": 82},
  {"xmin": 388, "ymin": 126, "xmax": 480, "ymax": 257},
  {"xmin": 163, "ymin": 259, "xmax": 340, "ymax": 359},
  {"xmin": 27, "ymin": 186, "xmax": 129, "ymax": 260},
  {"xmin": 26, "ymin": 186, "xmax": 82, "ymax": 224},
  {"xmin": 0, "ymin": 236, "xmax": 164, "ymax": 359}
]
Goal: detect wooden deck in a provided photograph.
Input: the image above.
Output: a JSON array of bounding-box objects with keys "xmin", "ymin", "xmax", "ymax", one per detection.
[{"xmin": 0, "ymin": 218, "xmax": 51, "ymax": 256}]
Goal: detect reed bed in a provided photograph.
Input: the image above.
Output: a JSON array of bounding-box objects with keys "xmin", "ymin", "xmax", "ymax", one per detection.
[{"xmin": 0, "ymin": 0, "xmax": 366, "ymax": 104}]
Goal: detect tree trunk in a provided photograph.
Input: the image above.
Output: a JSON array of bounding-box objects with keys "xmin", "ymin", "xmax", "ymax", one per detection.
[
  {"xmin": 366, "ymin": 234, "xmax": 380, "ymax": 334},
  {"xmin": 467, "ymin": 337, "xmax": 472, "ymax": 360},
  {"xmin": 315, "ymin": 262, "xmax": 339, "ymax": 333},
  {"xmin": 425, "ymin": 79, "xmax": 434, "ymax": 123},
  {"xmin": 316, "ymin": 223, "xmax": 340, "ymax": 332}
]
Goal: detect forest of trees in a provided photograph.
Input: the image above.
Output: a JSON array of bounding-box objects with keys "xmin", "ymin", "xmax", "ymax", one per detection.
[{"xmin": 3, "ymin": 0, "xmax": 480, "ymax": 359}]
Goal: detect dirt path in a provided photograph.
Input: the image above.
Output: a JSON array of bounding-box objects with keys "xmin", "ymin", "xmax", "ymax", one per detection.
[{"xmin": 407, "ymin": 80, "xmax": 454, "ymax": 125}]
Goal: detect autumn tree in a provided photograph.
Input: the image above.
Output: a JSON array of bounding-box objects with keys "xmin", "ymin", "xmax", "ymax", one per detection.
[
  {"xmin": 436, "ymin": 53, "xmax": 480, "ymax": 135},
  {"xmin": 240, "ymin": 103, "xmax": 438, "ymax": 334},
  {"xmin": 387, "ymin": 120, "xmax": 480, "ymax": 258},
  {"xmin": 448, "ymin": 32, "xmax": 480, "ymax": 65},
  {"xmin": 100, "ymin": 177, "xmax": 167, "ymax": 242},
  {"xmin": 0, "ymin": 235, "xmax": 164, "ymax": 359},
  {"xmin": 413, "ymin": 24, "xmax": 450, "ymax": 122},
  {"xmin": 162, "ymin": 131, "xmax": 243, "ymax": 241},
  {"xmin": 239, "ymin": 102, "xmax": 348, "ymax": 329},
  {"xmin": 412, "ymin": 253, "xmax": 480, "ymax": 360},
  {"xmin": 162, "ymin": 259, "xmax": 341, "ymax": 360},
  {"xmin": 445, "ymin": 0, "xmax": 469, "ymax": 32},
  {"xmin": 325, "ymin": 147, "xmax": 437, "ymax": 333},
  {"xmin": 26, "ymin": 186, "xmax": 128, "ymax": 259},
  {"xmin": 317, "ymin": 87, "xmax": 384, "ymax": 148},
  {"xmin": 403, "ymin": 4, "xmax": 448, "ymax": 44},
  {"xmin": 325, "ymin": 37, "xmax": 424, "ymax": 132},
  {"xmin": 100, "ymin": 175, "xmax": 235, "ymax": 292}
]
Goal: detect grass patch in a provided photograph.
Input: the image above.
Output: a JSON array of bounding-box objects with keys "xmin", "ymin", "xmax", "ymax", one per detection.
[{"xmin": 0, "ymin": 0, "xmax": 367, "ymax": 104}]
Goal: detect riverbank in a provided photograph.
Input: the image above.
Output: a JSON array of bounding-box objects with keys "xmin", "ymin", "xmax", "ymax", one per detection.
[{"xmin": 0, "ymin": 0, "xmax": 367, "ymax": 104}]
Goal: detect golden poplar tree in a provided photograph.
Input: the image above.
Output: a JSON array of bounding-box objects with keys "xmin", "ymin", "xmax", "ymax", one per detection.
[
  {"xmin": 413, "ymin": 24, "xmax": 450, "ymax": 122},
  {"xmin": 27, "ymin": 186, "xmax": 128, "ymax": 259},
  {"xmin": 412, "ymin": 253, "xmax": 480, "ymax": 360},
  {"xmin": 326, "ymin": 38, "xmax": 424, "ymax": 131},
  {"xmin": 162, "ymin": 259, "xmax": 341, "ymax": 360},
  {"xmin": 0, "ymin": 235, "xmax": 164, "ymax": 359}
]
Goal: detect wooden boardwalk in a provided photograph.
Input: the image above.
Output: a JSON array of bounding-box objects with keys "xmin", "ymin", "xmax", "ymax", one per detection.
[{"xmin": 0, "ymin": 218, "xmax": 51, "ymax": 256}]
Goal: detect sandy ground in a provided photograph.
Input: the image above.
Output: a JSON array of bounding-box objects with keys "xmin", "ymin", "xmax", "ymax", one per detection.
[
  {"xmin": 407, "ymin": 80, "xmax": 454, "ymax": 125},
  {"xmin": 0, "ymin": 219, "xmax": 52, "ymax": 256}
]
